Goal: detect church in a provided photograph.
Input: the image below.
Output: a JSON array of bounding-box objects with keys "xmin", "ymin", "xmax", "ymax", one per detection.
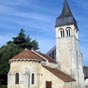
[{"xmin": 8, "ymin": 0, "xmax": 85, "ymax": 88}]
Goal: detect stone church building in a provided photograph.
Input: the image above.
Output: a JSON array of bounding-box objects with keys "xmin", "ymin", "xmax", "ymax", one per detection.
[{"xmin": 8, "ymin": 0, "xmax": 85, "ymax": 88}]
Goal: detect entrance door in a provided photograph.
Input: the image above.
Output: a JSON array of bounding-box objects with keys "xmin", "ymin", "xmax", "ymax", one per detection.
[{"xmin": 46, "ymin": 81, "xmax": 52, "ymax": 88}]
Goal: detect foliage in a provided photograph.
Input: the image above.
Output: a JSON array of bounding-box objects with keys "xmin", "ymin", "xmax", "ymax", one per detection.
[
  {"xmin": 0, "ymin": 29, "xmax": 39, "ymax": 84},
  {"xmin": 31, "ymin": 40, "xmax": 39, "ymax": 50},
  {"xmin": 0, "ymin": 42, "xmax": 23, "ymax": 75},
  {"xmin": 13, "ymin": 29, "xmax": 38, "ymax": 50}
]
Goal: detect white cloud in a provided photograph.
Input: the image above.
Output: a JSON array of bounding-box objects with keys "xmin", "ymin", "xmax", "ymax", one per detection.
[
  {"xmin": 11, "ymin": 12, "xmax": 52, "ymax": 23},
  {"xmin": 0, "ymin": 4, "xmax": 13, "ymax": 13}
]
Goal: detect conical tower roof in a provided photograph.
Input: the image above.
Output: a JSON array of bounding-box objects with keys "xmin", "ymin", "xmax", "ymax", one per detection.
[
  {"xmin": 55, "ymin": 0, "xmax": 78, "ymax": 29},
  {"xmin": 59, "ymin": 0, "xmax": 73, "ymax": 18}
]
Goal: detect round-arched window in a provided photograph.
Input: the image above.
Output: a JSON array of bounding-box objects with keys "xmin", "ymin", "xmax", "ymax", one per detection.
[
  {"xmin": 66, "ymin": 27, "xmax": 71, "ymax": 37},
  {"xmin": 59, "ymin": 28, "xmax": 64, "ymax": 38},
  {"xmin": 15, "ymin": 73, "xmax": 19, "ymax": 84},
  {"xmin": 31, "ymin": 73, "xmax": 35, "ymax": 84}
]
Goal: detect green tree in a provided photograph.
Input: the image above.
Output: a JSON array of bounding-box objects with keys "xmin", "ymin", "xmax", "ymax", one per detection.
[
  {"xmin": 31, "ymin": 40, "xmax": 39, "ymax": 50},
  {"xmin": 13, "ymin": 29, "xmax": 28, "ymax": 48},
  {"xmin": 0, "ymin": 42, "xmax": 23, "ymax": 75},
  {"xmin": 13, "ymin": 29, "xmax": 38, "ymax": 50},
  {"xmin": 0, "ymin": 29, "xmax": 39, "ymax": 85}
]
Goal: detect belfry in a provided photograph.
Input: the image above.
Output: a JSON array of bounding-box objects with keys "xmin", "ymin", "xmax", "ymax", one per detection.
[{"xmin": 55, "ymin": 0, "xmax": 84, "ymax": 87}]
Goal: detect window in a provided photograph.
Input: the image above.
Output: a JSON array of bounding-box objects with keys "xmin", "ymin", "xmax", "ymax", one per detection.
[
  {"xmin": 49, "ymin": 53, "xmax": 51, "ymax": 57},
  {"xmin": 66, "ymin": 27, "xmax": 71, "ymax": 37},
  {"xmin": 52, "ymin": 51, "xmax": 54, "ymax": 59},
  {"xmin": 15, "ymin": 73, "xmax": 19, "ymax": 84},
  {"xmin": 31, "ymin": 73, "xmax": 34, "ymax": 84},
  {"xmin": 59, "ymin": 28, "xmax": 64, "ymax": 38}
]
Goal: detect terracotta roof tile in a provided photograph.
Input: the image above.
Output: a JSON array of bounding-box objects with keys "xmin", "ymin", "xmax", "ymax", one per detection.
[
  {"xmin": 11, "ymin": 49, "xmax": 56, "ymax": 63},
  {"xmin": 11, "ymin": 49, "xmax": 44, "ymax": 61},
  {"xmin": 43, "ymin": 66, "xmax": 75, "ymax": 82},
  {"xmin": 39, "ymin": 53, "xmax": 56, "ymax": 63}
]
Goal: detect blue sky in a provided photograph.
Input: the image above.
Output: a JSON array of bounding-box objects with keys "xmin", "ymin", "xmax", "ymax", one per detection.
[{"xmin": 0, "ymin": 0, "xmax": 88, "ymax": 66}]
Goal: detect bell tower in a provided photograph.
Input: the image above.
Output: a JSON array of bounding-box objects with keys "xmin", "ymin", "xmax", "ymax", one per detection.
[{"xmin": 55, "ymin": 0, "xmax": 84, "ymax": 88}]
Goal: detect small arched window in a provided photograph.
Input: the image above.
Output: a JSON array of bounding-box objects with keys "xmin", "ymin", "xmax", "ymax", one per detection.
[
  {"xmin": 15, "ymin": 73, "xmax": 19, "ymax": 84},
  {"xmin": 59, "ymin": 28, "xmax": 64, "ymax": 38},
  {"xmin": 66, "ymin": 27, "xmax": 71, "ymax": 37},
  {"xmin": 31, "ymin": 73, "xmax": 34, "ymax": 84}
]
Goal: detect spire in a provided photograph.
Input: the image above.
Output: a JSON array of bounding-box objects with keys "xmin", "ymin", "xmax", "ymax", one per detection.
[
  {"xmin": 59, "ymin": 0, "xmax": 73, "ymax": 18},
  {"xmin": 55, "ymin": 0, "xmax": 78, "ymax": 30}
]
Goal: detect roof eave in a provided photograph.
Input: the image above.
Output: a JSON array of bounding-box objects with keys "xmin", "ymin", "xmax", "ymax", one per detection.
[
  {"xmin": 55, "ymin": 17, "xmax": 78, "ymax": 31},
  {"xmin": 9, "ymin": 58, "xmax": 43, "ymax": 63}
]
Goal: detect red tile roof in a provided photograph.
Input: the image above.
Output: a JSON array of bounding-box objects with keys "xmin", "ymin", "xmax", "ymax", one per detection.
[
  {"xmin": 11, "ymin": 49, "xmax": 56, "ymax": 63},
  {"xmin": 43, "ymin": 66, "xmax": 75, "ymax": 82},
  {"xmin": 39, "ymin": 53, "xmax": 56, "ymax": 63}
]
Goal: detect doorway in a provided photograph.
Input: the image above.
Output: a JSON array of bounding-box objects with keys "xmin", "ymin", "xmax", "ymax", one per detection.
[{"xmin": 46, "ymin": 81, "xmax": 52, "ymax": 88}]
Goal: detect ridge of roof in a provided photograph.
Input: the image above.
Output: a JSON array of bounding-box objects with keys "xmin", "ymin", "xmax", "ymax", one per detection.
[
  {"xmin": 43, "ymin": 65, "xmax": 75, "ymax": 82},
  {"xmin": 39, "ymin": 53, "xmax": 57, "ymax": 63},
  {"xmin": 47, "ymin": 45, "xmax": 56, "ymax": 55},
  {"xmin": 30, "ymin": 50, "xmax": 56, "ymax": 63},
  {"xmin": 31, "ymin": 50, "xmax": 48, "ymax": 62},
  {"xmin": 10, "ymin": 49, "xmax": 56, "ymax": 64},
  {"xmin": 11, "ymin": 49, "xmax": 44, "ymax": 61}
]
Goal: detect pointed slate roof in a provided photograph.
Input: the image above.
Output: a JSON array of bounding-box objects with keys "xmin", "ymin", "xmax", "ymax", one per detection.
[
  {"xmin": 56, "ymin": 0, "xmax": 78, "ymax": 29},
  {"xmin": 59, "ymin": 0, "xmax": 73, "ymax": 18}
]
